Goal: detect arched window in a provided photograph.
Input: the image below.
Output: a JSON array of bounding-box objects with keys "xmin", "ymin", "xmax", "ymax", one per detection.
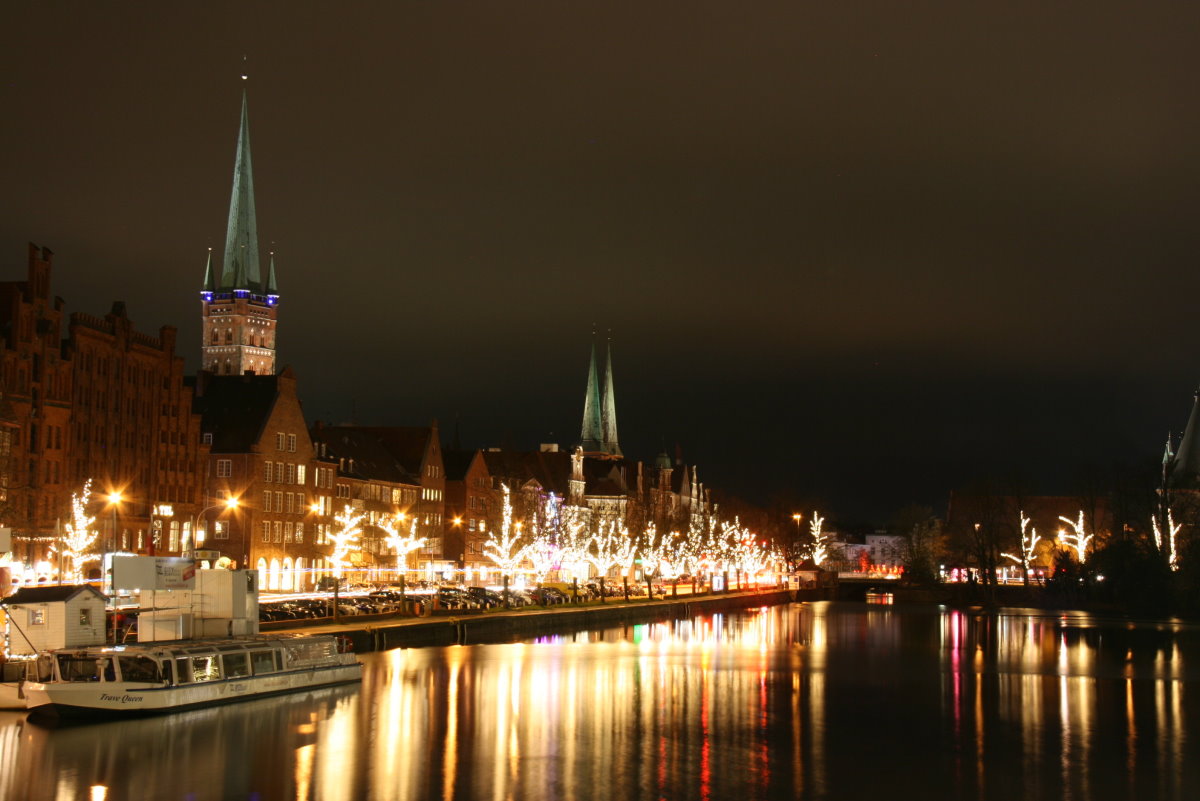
[
  {"xmin": 282, "ymin": 557, "xmax": 294, "ymax": 592},
  {"xmin": 256, "ymin": 558, "xmax": 268, "ymax": 589},
  {"xmin": 293, "ymin": 558, "xmax": 305, "ymax": 592}
]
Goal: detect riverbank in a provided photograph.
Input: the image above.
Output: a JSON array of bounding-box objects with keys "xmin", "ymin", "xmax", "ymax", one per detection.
[{"xmin": 268, "ymin": 588, "xmax": 793, "ymax": 652}]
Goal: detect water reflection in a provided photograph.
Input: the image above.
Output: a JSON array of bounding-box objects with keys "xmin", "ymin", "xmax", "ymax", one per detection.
[{"xmin": 0, "ymin": 604, "xmax": 1198, "ymax": 800}]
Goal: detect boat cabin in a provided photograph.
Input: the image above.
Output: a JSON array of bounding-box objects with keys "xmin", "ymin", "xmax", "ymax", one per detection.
[{"xmin": 48, "ymin": 636, "xmax": 339, "ymax": 685}]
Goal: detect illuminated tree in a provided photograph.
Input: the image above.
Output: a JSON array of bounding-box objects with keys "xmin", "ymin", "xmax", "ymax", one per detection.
[
  {"xmin": 484, "ymin": 484, "xmax": 528, "ymax": 576},
  {"xmin": 59, "ymin": 479, "xmax": 100, "ymax": 584},
  {"xmin": 1056, "ymin": 511, "xmax": 1093, "ymax": 564},
  {"xmin": 328, "ymin": 505, "xmax": 364, "ymax": 579},
  {"xmin": 1002, "ymin": 510, "xmax": 1041, "ymax": 585},
  {"xmin": 808, "ymin": 512, "xmax": 829, "ymax": 566},
  {"xmin": 588, "ymin": 519, "xmax": 635, "ymax": 579},
  {"xmin": 1152, "ymin": 510, "xmax": 1182, "ymax": 572},
  {"xmin": 379, "ymin": 514, "xmax": 425, "ymax": 576}
]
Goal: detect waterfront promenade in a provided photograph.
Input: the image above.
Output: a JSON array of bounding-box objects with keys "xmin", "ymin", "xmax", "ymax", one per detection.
[{"xmin": 266, "ymin": 587, "xmax": 795, "ymax": 651}]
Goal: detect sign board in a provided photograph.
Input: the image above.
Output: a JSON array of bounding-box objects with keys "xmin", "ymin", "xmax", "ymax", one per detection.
[
  {"xmin": 112, "ymin": 555, "xmax": 197, "ymax": 591},
  {"xmin": 194, "ymin": 549, "xmax": 222, "ymax": 562}
]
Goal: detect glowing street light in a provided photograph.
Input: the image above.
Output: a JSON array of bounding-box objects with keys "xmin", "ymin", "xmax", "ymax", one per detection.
[{"xmin": 190, "ymin": 496, "xmax": 239, "ymax": 559}]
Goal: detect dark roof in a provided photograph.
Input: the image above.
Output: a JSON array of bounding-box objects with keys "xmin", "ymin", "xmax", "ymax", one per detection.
[
  {"xmin": 193, "ymin": 373, "xmax": 281, "ymax": 452},
  {"xmin": 1170, "ymin": 390, "xmax": 1200, "ymax": 490},
  {"xmin": 4, "ymin": 585, "xmax": 106, "ymax": 604},
  {"xmin": 310, "ymin": 426, "xmax": 416, "ymax": 484},
  {"xmin": 356, "ymin": 426, "xmax": 435, "ymax": 474},
  {"xmin": 480, "ymin": 450, "xmax": 573, "ymax": 496},
  {"xmin": 442, "ymin": 449, "xmax": 479, "ymax": 482}
]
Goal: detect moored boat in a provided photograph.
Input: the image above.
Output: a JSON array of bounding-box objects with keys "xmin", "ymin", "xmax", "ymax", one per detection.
[{"xmin": 23, "ymin": 633, "xmax": 361, "ymax": 718}]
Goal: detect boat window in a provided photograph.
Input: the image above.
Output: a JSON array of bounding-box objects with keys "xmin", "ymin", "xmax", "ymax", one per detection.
[
  {"xmin": 223, "ymin": 653, "xmax": 250, "ymax": 678},
  {"xmin": 175, "ymin": 657, "xmax": 192, "ymax": 683},
  {"xmin": 250, "ymin": 651, "xmax": 277, "ymax": 675},
  {"xmin": 56, "ymin": 655, "xmax": 104, "ymax": 682},
  {"xmin": 162, "ymin": 660, "xmax": 175, "ymax": 685},
  {"xmin": 190, "ymin": 655, "xmax": 221, "ymax": 682},
  {"xmin": 118, "ymin": 656, "xmax": 161, "ymax": 683}
]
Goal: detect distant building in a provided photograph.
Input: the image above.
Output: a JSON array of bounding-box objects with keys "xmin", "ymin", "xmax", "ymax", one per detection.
[{"xmin": 580, "ymin": 337, "xmax": 621, "ymax": 457}]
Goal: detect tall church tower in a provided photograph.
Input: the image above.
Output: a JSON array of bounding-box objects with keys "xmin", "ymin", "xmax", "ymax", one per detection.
[
  {"xmin": 579, "ymin": 335, "xmax": 622, "ymax": 457},
  {"xmin": 200, "ymin": 80, "xmax": 279, "ymax": 376}
]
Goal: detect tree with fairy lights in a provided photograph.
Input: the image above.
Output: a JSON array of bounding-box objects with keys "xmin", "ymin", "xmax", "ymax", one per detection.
[
  {"xmin": 588, "ymin": 519, "xmax": 635, "ymax": 581},
  {"xmin": 379, "ymin": 514, "xmax": 425, "ymax": 577},
  {"xmin": 328, "ymin": 505, "xmax": 364, "ymax": 579},
  {"xmin": 1002, "ymin": 510, "xmax": 1042, "ymax": 586},
  {"xmin": 58, "ymin": 479, "xmax": 100, "ymax": 584},
  {"xmin": 484, "ymin": 484, "xmax": 529, "ymax": 577},
  {"xmin": 807, "ymin": 511, "xmax": 829, "ymax": 566},
  {"xmin": 1152, "ymin": 510, "xmax": 1181, "ymax": 571},
  {"xmin": 1057, "ymin": 511, "xmax": 1093, "ymax": 564}
]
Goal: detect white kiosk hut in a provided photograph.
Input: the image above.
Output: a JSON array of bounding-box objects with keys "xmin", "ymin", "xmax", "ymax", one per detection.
[{"xmin": 3, "ymin": 585, "xmax": 107, "ymax": 656}]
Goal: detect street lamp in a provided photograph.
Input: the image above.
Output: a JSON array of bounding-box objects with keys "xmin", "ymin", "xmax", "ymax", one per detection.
[{"xmin": 190, "ymin": 496, "xmax": 239, "ymax": 560}]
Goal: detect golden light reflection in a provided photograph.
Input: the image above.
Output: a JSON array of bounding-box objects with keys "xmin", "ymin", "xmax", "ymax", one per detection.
[{"xmin": 294, "ymin": 743, "xmax": 315, "ymax": 801}]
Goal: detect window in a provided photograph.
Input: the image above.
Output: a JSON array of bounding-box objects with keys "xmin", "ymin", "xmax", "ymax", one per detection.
[
  {"xmin": 276, "ymin": 462, "xmax": 284, "ymax": 482},
  {"xmin": 262, "ymin": 521, "xmax": 271, "ymax": 542},
  {"xmin": 285, "ymin": 493, "xmax": 294, "ymax": 514},
  {"xmin": 214, "ymin": 521, "xmax": 228, "ymax": 540},
  {"xmin": 275, "ymin": 491, "xmax": 283, "ymax": 513},
  {"xmin": 295, "ymin": 522, "xmax": 304, "ymax": 543},
  {"xmin": 202, "ymin": 432, "xmax": 213, "ymax": 445},
  {"xmin": 216, "ymin": 459, "xmax": 231, "ymax": 478},
  {"xmin": 29, "ymin": 609, "xmax": 45, "ymax": 626},
  {"xmin": 285, "ymin": 522, "xmax": 293, "ymax": 543},
  {"xmin": 263, "ymin": 491, "xmax": 272, "ymax": 513},
  {"xmin": 297, "ymin": 464, "xmax": 306, "ymax": 485},
  {"xmin": 276, "ymin": 432, "xmax": 285, "ymax": 451},
  {"xmin": 287, "ymin": 434, "xmax": 296, "ymax": 452},
  {"xmin": 80, "ymin": 607, "xmax": 92, "ymax": 626},
  {"xmin": 273, "ymin": 521, "xmax": 282, "ymax": 542},
  {"xmin": 286, "ymin": 463, "xmax": 296, "ymax": 484},
  {"xmin": 264, "ymin": 462, "xmax": 274, "ymax": 483}
]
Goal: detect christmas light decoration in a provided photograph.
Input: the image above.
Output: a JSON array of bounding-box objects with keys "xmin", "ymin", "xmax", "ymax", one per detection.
[
  {"xmin": 808, "ymin": 512, "xmax": 829, "ymax": 566},
  {"xmin": 484, "ymin": 484, "xmax": 528, "ymax": 575},
  {"xmin": 1151, "ymin": 510, "xmax": 1181, "ymax": 571},
  {"xmin": 1056, "ymin": 511, "xmax": 1093, "ymax": 564},
  {"xmin": 379, "ymin": 514, "xmax": 425, "ymax": 576},
  {"xmin": 1002, "ymin": 510, "xmax": 1041, "ymax": 579},
  {"xmin": 57, "ymin": 480, "xmax": 100, "ymax": 584},
  {"xmin": 328, "ymin": 505, "xmax": 364, "ymax": 578}
]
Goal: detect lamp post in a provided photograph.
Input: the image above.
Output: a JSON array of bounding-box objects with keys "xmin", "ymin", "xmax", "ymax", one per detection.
[
  {"xmin": 105, "ymin": 491, "xmax": 122, "ymax": 644},
  {"xmin": 191, "ymin": 496, "xmax": 239, "ymax": 560}
]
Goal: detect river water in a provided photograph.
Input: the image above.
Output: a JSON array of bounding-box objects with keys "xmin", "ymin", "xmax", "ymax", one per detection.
[{"xmin": 0, "ymin": 601, "xmax": 1196, "ymax": 801}]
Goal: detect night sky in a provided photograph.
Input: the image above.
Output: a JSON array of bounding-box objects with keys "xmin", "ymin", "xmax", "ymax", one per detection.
[{"xmin": 3, "ymin": 2, "xmax": 1199, "ymax": 522}]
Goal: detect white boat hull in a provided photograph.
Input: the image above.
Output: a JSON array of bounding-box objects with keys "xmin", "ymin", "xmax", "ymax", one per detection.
[{"xmin": 25, "ymin": 662, "xmax": 362, "ymax": 718}]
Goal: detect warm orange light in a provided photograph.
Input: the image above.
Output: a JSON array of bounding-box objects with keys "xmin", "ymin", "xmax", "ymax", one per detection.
[
  {"xmin": 310, "ymin": 503, "xmax": 321, "ymax": 514},
  {"xmin": 225, "ymin": 496, "xmax": 240, "ymax": 510},
  {"xmin": 453, "ymin": 517, "xmax": 463, "ymax": 526},
  {"xmin": 109, "ymin": 492, "xmax": 123, "ymax": 504},
  {"xmin": 792, "ymin": 513, "xmax": 802, "ymax": 522}
]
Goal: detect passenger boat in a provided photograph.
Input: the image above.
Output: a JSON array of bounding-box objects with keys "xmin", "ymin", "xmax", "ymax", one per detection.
[{"xmin": 22, "ymin": 633, "xmax": 362, "ymax": 718}]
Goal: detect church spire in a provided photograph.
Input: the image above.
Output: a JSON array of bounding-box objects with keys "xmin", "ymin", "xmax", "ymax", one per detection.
[
  {"xmin": 199, "ymin": 73, "xmax": 279, "ymax": 377},
  {"xmin": 220, "ymin": 86, "xmax": 261, "ymax": 292},
  {"xmin": 601, "ymin": 334, "xmax": 621, "ymax": 456},
  {"xmin": 580, "ymin": 336, "xmax": 603, "ymax": 452}
]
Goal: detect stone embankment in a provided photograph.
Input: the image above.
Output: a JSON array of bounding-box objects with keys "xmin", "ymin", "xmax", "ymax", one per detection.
[{"xmin": 270, "ymin": 589, "xmax": 794, "ymax": 653}]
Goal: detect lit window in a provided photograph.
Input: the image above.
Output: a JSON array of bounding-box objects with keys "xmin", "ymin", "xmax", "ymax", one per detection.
[{"xmin": 29, "ymin": 609, "xmax": 46, "ymax": 626}]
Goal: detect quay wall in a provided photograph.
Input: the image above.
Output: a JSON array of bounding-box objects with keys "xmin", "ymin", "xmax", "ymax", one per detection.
[{"xmin": 275, "ymin": 590, "xmax": 794, "ymax": 653}]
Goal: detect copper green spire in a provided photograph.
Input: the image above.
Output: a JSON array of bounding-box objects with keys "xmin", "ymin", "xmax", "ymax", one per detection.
[
  {"xmin": 601, "ymin": 336, "xmax": 621, "ymax": 456},
  {"xmin": 220, "ymin": 88, "xmax": 261, "ymax": 292},
  {"xmin": 581, "ymin": 338, "xmax": 603, "ymax": 452}
]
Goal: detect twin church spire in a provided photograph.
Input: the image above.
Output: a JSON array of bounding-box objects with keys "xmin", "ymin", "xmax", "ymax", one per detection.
[
  {"xmin": 580, "ymin": 335, "xmax": 621, "ymax": 457},
  {"xmin": 200, "ymin": 80, "xmax": 279, "ymax": 376}
]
